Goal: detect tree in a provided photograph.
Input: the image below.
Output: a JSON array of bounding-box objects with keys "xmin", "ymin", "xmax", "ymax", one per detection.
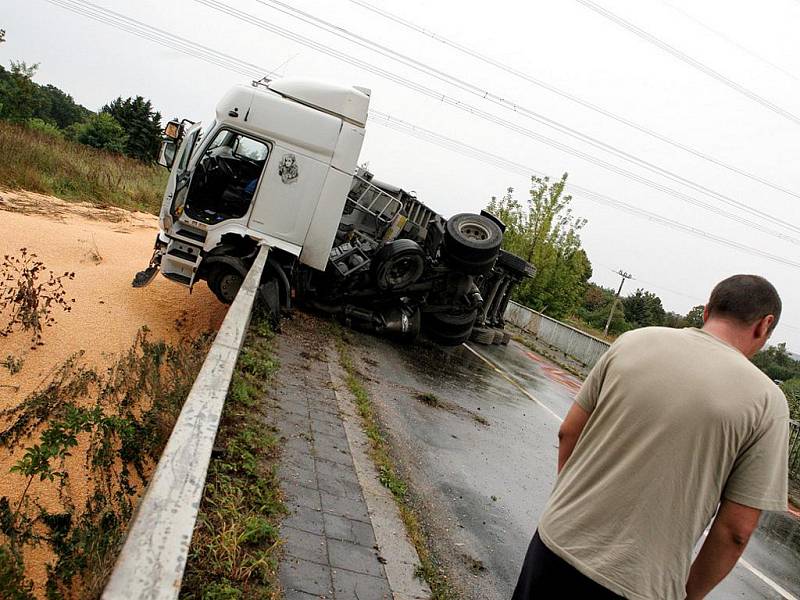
[
  {"xmin": 622, "ymin": 288, "xmax": 666, "ymax": 328},
  {"xmin": 102, "ymin": 96, "xmax": 162, "ymax": 162},
  {"xmin": 76, "ymin": 113, "xmax": 127, "ymax": 154},
  {"xmin": 487, "ymin": 174, "xmax": 592, "ymax": 318},
  {"xmin": 663, "ymin": 311, "xmax": 687, "ymax": 328},
  {"xmin": 751, "ymin": 343, "xmax": 800, "ymax": 383},
  {"xmin": 0, "ymin": 61, "xmax": 42, "ymax": 122},
  {"xmin": 684, "ymin": 305, "xmax": 704, "ymax": 328}
]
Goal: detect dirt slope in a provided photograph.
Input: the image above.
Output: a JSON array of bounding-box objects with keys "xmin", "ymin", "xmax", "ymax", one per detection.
[{"xmin": 0, "ymin": 189, "xmax": 226, "ymax": 405}]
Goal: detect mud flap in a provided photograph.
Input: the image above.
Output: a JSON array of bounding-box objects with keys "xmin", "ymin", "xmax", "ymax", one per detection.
[
  {"xmin": 132, "ymin": 266, "xmax": 159, "ymax": 288},
  {"xmin": 258, "ymin": 279, "xmax": 281, "ymax": 329}
]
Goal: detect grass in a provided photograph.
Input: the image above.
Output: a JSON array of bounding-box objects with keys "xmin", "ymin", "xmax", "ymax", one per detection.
[
  {"xmin": 0, "ymin": 120, "xmax": 167, "ymax": 213},
  {"xmin": 563, "ymin": 315, "xmax": 618, "ymax": 343},
  {"xmin": 333, "ymin": 329, "xmax": 459, "ymax": 600},
  {"xmin": 181, "ymin": 313, "xmax": 285, "ymax": 600}
]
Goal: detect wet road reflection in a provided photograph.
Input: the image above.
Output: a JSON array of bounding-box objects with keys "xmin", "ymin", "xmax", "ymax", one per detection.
[{"xmin": 355, "ymin": 331, "xmax": 799, "ymax": 599}]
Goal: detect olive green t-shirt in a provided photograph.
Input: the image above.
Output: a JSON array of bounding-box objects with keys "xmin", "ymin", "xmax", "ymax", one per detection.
[{"xmin": 538, "ymin": 327, "xmax": 789, "ymax": 600}]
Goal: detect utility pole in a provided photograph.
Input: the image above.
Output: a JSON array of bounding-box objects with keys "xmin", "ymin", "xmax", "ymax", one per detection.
[{"xmin": 604, "ymin": 270, "xmax": 634, "ymax": 336}]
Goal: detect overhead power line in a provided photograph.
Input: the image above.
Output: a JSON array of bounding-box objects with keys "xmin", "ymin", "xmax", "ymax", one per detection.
[
  {"xmin": 180, "ymin": 0, "xmax": 800, "ymax": 242},
  {"xmin": 346, "ymin": 0, "xmax": 800, "ymax": 201},
  {"xmin": 257, "ymin": 0, "xmax": 800, "ymax": 222},
  {"xmin": 368, "ymin": 112, "xmax": 800, "ymax": 269},
  {"xmin": 45, "ymin": 0, "xmax": 800, "ymax": 270},
  {"xmin": 658, "ymin": 0, "xmax": 800, "ymax": 84},
  {"xmin": 573, "ymin": 0, "xmax": 800, "ymax": 125}
]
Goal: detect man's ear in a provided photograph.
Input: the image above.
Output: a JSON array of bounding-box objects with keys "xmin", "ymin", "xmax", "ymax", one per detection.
[
  {"xmin": 754, "ymin": 314, "xmax": 775, "ymax": 340},
  {"xmin": 702, "ymin": 305, "xmax": 709, "ymax": 323}
]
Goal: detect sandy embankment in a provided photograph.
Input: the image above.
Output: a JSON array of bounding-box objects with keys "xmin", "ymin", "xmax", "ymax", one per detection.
[{"xmin": 0, "ymin": 189, "xmax": 227, "ymax": 595}]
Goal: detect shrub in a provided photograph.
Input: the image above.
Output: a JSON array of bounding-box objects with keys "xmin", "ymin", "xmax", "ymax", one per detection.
[{"xmin": 76, "ymin": 113, "xmax": 127, "ymax": 154}]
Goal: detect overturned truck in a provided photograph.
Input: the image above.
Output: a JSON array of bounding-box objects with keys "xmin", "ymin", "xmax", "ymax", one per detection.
[{"xmin": 134, "ymin": 78, "xmax": 534, "ymax": 346}]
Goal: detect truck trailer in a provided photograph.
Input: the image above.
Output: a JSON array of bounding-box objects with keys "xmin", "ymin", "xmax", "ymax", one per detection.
[{"xmin": 133, "ymin": 77, "xmax": 534, "ymax": 345}]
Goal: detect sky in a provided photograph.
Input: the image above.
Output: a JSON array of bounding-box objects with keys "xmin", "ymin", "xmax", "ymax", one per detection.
[{"xmin": 3, "ymin": 0, "xmax": 800, "ymax": 350}]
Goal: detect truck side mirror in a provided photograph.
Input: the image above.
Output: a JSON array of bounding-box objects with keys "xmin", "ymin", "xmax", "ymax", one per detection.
[{"xmin": 158, "ymin": 139, "xmax": 177, "ymax": 169}]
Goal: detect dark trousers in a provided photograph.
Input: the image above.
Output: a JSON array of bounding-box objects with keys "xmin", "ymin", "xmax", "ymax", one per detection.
[{"xmin": 512, "ymin": 531, "xmax": 624, "ymax": 599}]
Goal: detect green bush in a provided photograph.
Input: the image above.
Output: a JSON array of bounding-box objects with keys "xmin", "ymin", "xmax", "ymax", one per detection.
[
  {"xmin": 76, "ymin": 113, "xmax": 127, "ymax": 154},
  {"xmin": 25, "ymin": 117, "xmax": 61, "ymax": 138},
  {"xmin": 781, "ymin": 378, "xmax": 800, "ymax": 421}
]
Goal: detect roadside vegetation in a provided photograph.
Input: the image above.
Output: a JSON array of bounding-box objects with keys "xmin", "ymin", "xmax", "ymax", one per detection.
[
  {"xmin": 0, "ymin": 328, "xmax": 212, "ymax": 599},
  {"xmin": 487, "ymin": 176, "xmax": 797, "ymax": 415},
  {"xmin": 181, "ymin": 313, "xmax": 286, "ymax": 600},
  {"xmin": 334, "ymin": 329, "xmax": 459, "ymax": 600},
  {"xmin": 0, "ymin": 31, "xmax": 167, "ymax": 212}
]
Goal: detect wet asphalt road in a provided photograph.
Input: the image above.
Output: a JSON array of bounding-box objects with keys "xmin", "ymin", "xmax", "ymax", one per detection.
[{"xmin": 352, "ymin": 332, "xmax": 800, "ymax": 600}]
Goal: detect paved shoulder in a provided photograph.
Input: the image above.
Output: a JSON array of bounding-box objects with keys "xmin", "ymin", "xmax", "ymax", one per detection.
[{"xmin": 271, "ymin": 315, "xmax": 429, "ymax": 600}]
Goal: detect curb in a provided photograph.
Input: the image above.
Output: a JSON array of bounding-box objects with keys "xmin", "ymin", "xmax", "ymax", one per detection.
[{"xmin": 326, "ymin": 347, "xmax": 431, "ymax": 600}]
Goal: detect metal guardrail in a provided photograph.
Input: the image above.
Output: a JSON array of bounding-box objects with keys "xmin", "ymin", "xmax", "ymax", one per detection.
[
  {"xmin": 102, "ymin": 244, "xmax": 269, "ymax": 600},
  {"xmin": 790, "ymin": 420, "xmax": 800, "ymax": 480},
  {"xmin": 504, "ymin": 301, "xmax": 611, "ymax": 369}
]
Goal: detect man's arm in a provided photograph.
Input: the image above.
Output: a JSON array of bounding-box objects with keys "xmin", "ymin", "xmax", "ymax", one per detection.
[
  {"xmin": 685, "ymin": 500, "xmax": 761, "ymax": 600},
  {"xmin": 557, "ymin": 402, "xmax": 591, "ymax": 473}
]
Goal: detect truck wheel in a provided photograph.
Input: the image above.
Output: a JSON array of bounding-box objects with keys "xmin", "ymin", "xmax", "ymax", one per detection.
[
  {"xmin": 501, "ymin": 331, "xmax": 512, "ymax": 345},
  {"xmin": 492, "ymin": 329, "xmax": 504, "ymax": 344},
  {"xmin": 373, "ymin": 239, "xmax": 425, "ymax": 291},
  {"xmin": 423, "ymin": 309, "xmax": 477, "ymax": 346},
  {"xmin": 497, "ymin": 250, "xmax": 537, "ymax": 278},
  {"xmin": 209, "ymin": 266, "xmax": 243, "ymax": 304},
  {"xmin": 470, "ymin": 326, "xmax": 496, "ymax": 345},
  {"xmin": 443, "ymin": 214, "xmax": 502, "ymax": 275}
]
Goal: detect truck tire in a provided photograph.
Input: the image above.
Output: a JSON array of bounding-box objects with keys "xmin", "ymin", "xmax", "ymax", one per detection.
[
  {"xmin": 492, "ymin": 329, "xmax": 504, "ymax": 344},
  {"xmin": 443, "ymin": 214, "xmax": 502, "ymax": 275},
  {"xmin": 212, "ymin": 269, "xmax": 243, "ymax": 304},
  {"xmin": 373, "ymin": 239, "xmax": 425, "ymax": 291},
  {"xmin": 470, "ymin": 326, "xmax": 496, "ymax": 345},
  {"xmin": 497, "ymin": 250, "xmax": 536, "ymax": 278},
  {"xmin": 501, "ymin": 331, "xmax": 512, "ymax": 345},
  {"xmin": 423, "ymin": 309, "xmax": 477, "ymax": 346}
]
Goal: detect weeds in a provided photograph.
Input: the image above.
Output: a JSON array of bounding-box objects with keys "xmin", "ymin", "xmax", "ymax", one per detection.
[
  {"xmin": 416, "ymin": 392, "xmax": 440, "ymax": 407},
  {"xmin": 181, "ymin": 313, "xmax": 285, "ymax": 600},
  {"xmin": 0, "ymin": 328, "xmax": 211, "ymax": 599},
  {"xmin": 0, "ymin": 249, "xmax": 75, "ymax": 347},
  {"xmin": 334, "ymin": 330, "xmax": 459, "ymax": 600},
  {"xmin": 1, "ymin": 354, "xmax": 23, "ymax": 374}
]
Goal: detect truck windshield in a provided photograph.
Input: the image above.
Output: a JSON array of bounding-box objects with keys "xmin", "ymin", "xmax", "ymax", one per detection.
[{"xmin": 183, "ymin": 129, "xmax": 270, "ymax": 224}]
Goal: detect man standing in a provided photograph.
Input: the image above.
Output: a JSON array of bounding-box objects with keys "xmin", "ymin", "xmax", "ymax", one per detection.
[{"xmin": 512, "ymin": 274, "xmax": 789, "ymax": 600}]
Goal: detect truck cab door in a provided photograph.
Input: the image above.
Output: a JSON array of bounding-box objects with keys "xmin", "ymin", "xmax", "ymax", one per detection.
[{"xmin": 159, "ymin": 122, "xmax": 202, "ymax": 230}]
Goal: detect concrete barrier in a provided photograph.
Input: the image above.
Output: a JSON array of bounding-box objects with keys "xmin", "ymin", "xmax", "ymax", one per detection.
[
  {"xmin": 102, "ymin": 244, "xmax": 269, "ymax": 600},
  {"xmin": 504, "ymin": 301, "xmax": 610, "ymax": 369}
]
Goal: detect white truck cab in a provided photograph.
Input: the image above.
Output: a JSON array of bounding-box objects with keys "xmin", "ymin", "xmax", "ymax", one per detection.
[{"xmin": 136, "ymin": 78, "xmax": 371, "ymax": 301}]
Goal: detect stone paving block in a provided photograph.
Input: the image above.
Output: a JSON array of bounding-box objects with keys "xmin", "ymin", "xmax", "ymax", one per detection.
[
  {"xmin": 285, "ymin": 435, "xmax": 314, "ymax": 456},
  {"xmin": 283, "ymin": 589, "xmax": 324, "ymax": 600},
  {"xmin": 283, "ymin": 503, "xmax": 325, "ymax": 536},
  {"xmin": 309, "ymin": 407, "xmax": 342, "ymax": 425},
  {"xmin": 284, "ymin": 481, "xmax": 322, "ymax": 511},
  {"xmin": 310, "ymin": 417, "xmax": 347, "ymax": 438},
  {"xmin": 317, "ymin": 473, "xmax": 364, "ymax": 501},
  {"xmin": 332, "ymin": 568, "xmax": 392, "ymax": 600},
  {"xmin": 280, "ymin": 556, "xmax": 333, "ymax": 597},
  {"xmin": 323, "ymin": 513, "xmax": 377, "ymax": 547},
  {"xmin": 311, "ymin": 426, "xmax": 349, "ymax": 446},
  {"xmin": 315, "ymin": 457, "xmax": 359, "ymax": 484},
  {"xmin": 283, "ymin": 448, "xmax": 316, "ymax": 472},
  {"xmin": 328, "ymin": 539, "xmax": 385, "ymax": 578},
  {"xmin": 320, "ymin": 490, "xmax": 370, "ymax": 523},
  {"xmin": 313, "ymin": 437, "xmax": 352, "ymax": 464},
  {"xmin": 283, "ymin": 526, "xmax": 328, "ymax": 564},
  {"xmin": 278, "ymin": 462, "xmax": 317, "ymax": 488}
]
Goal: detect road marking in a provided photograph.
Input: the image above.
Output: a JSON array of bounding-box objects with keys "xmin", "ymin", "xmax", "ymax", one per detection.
[
  {"xmin": 466, "ymin": 340, "xmax": 798, "ymax": 600},
  {"xmin": 462, "ymin": 342, "xmax": 564, "ymax": 423},
  {"xmin": 700, "ymin": 531, "xmax": 798, "ymax": 600}
]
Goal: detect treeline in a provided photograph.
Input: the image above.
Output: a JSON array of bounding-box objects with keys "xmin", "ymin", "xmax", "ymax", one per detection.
[
  {"xmin": 0, "ymin": 36, "xmax": 163, "ymax": 163},
  {"xmin": 487, "ymin": 175, "xmax": 798, "ymax": 419}
]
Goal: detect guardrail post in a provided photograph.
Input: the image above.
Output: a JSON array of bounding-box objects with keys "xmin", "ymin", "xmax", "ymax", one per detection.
[{"xmin": 102, "ymin": 244, "xmax": 270, "ymax": 600}]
